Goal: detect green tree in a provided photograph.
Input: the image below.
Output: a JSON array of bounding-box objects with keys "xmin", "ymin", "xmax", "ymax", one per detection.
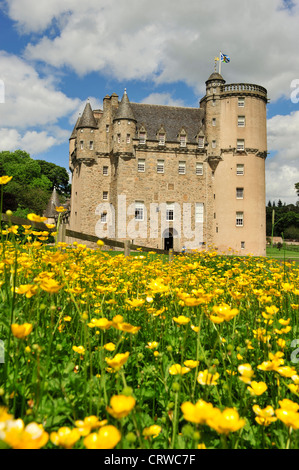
[{"xmin": 0, "ymin": 150, "xmax": 70, "ymax": 215}]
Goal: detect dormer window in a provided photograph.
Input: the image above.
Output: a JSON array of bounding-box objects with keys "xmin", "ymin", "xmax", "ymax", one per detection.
[
  {"xmin": 198, "ymin": 136, "xmax": 204, "ymax": 148},
  {"xmin": 159, "ymin": 133, "xmax": 165, "ymax": 145},
  {"xmin": 180, "ymin": 134, "xmax": 186, "ymax": 147},
  {"xmin": 139, "ymin": 131, "xmax": 146, "ymax": 144}
]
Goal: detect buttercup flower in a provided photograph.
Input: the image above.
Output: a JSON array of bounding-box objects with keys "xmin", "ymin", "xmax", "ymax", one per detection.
[
  {"xmin": 50, "ymin": 426, "xmax": 81, "ymax": 449},
  {"xmin": 253, "ymin": 405, "xmax": 277, "ymax": 426},
  {"xmin": 0, "ymin": 175, "xmax": 13, "ymax": 185},
  {"xmin": 75, "ymin": 416, "xmax": 107, "ymax": 436},
  {"xmin": 106, "ymin": 394, "xmax": 136, "ymax": 419},
  {"xmin": 11, "ymin": 323, "xmax": 33, "ymax": 339},
  {"xmin": 207, "ymin": 408, "xmax": 245, "ymax": 435},
  {"xmin": 169, "ymin": 364, "xmax": 191, "ymax": 375},
  {"xmin": 181, "ymin": 400, "xmax": 218, "ymax": 425},
  {"xmin": 84, "ymin": 425, "xmax": 121, "ymax": 449},
  {"xmin": 197, "ymin": 369, "xmax": 219, "ymax": 386},
  {"xmin": 142, "ymin": 425, "xmax": 162, "ymax": 439},
  {"xmin": 105, "ymin": 352, "xmax": 130, "ymax": 371},
  {"xmin": 172, "ymin": 316, "xmax": 190, "ymax": 325},
  {"xmin": 247, "ymin": 381, "xmax": 268, "ymax": 396},
  {"xmin": 2, "ymin": 420, "xmax": 48, "ymax": 449}
]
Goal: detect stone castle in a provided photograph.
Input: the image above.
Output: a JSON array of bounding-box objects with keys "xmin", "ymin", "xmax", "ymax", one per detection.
[{"xmin": 69, "ymin": 71, "xmax": 268, "ymax": 255}]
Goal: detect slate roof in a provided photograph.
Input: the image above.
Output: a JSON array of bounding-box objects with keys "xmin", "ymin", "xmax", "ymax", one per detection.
[
  {"xmin": 129, "ymin": 103, "xmax": 205, "ymax": 143},
  {"xmin": 114, "ymin": 90, "xmax": 136, "ymax": 122},
  {"xmin": 77, "ymin": 101, "xmax": 98, "ymax": 129},
  {"xmin": 206, "ymin": 72, "xmax": 225, "ymax": 83},
  {"xmin": 44, "ymin": 187, "xmax": 61, "ymax": 218}
]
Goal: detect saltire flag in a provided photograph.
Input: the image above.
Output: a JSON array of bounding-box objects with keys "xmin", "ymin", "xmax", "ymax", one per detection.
[{"xmin": 220, "ymin": 52, "xmax": 230, "ymax": 63}]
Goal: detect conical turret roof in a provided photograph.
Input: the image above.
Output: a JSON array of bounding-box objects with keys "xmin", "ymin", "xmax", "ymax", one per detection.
[
  {"xmin": 206, "ymin": 72, "xmax": 225, "ymax": 83},
  {"xmin": 44, "ymin": 187, "xmax": 61, "ymax": 218},
  {"xmin": 113, "ymin": 90, "xmax": 136, "ymax": 122},
  {"xmin": 77, "ymin": 101, "xmax": 98, "ymax": 129}
]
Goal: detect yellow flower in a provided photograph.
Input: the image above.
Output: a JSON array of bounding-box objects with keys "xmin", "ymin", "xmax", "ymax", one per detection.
[
  {"xmin": 2, "ymin": 420, "xmax": 48, "ymax": 449},
  {"xmin": 105, "ymin": 352, "xmax": 130, "ymax": 371},
  {"xmin": 252, "ymin": 405, "xmax": 277, "ymax": 426},
  {"xmin": 238, "ymin": 363, "xmax": 254, "ymax": 384},
  {"xmin": 39, "ymin": 277, "xmax": 63, "ymax": 294},
  {"xmin": 50, "ymin": 426, "xmax": 81, "ymax": 449},
  {"xmin": 106, "ymin": 395, "xmax": 136, "ymax": 419},
  {"xmin": 184, "ymin": 360, "xmax": 199, "ymax": 369},
  {"xmin": 207, "ymin": 408, "xmax": 245, "ymax": 435},
  {"xmin": 11, "ymin": 323, "xmax": 33, "ymax": 339},
  {"xmin": 183, "ymin": 297, "xmax": 202, "ymax": 307},
  {"xmin": 142, "ymin": 425, "xmax": 162, "ymax": 439},
  {"xmin": 275, "ymin": 400, "xmax": 299, "ymax": 429},
  {"xmin": 74, "ymin": 416, "xmax": 107, "ymax": 436},
  {"xmin": 172, "ymin": 316, "xmax": 190, "ymax": 325},
  {"xmin": 83, "ymin": 425, "xmax": 121, "ymax": 449},
  {"xmin": 116, "ymin": 322, "xmax": 141, "ymax": 334},
  {"xmin": 210, "ymin": 304, "xmax": 239, "ymax": 323},
  {"xmin": 169, "ymin": 364, "xmax": 191, "ymax": 375},
  {"xmin": 247, "ymin": 381, "xmax": 268, "ymax": 396},
  {"xmin": 0, "ymin": 175, "xmax": 13, "ymax": 185},
  {"xmin": 14, "ymin": 284, "xmax": 38, "ymax": 298},
  {"xmin": 197, "ymin": 369, "xmax": 219, "ymax": 386},
  {"xmin": 147, "ymin": 278, "xmax": 169, "ymax": 294},
  {"xmin": 72, "ymin": 345, "xmax": 85, "ymax": 355},
  {"xmin": 88, "ymin": 318, "xmax": 112, "ymax": 330},
  {"xmin": 27, "ymin": 213, "xmax": 47, "ymax": 223},
  {"xmin": 126, "ymin": 298, "xmax": 145, "ymax": 308},
  {"xmin": 146, "ymin": 341, "xmax": 159, "ymax": 350},
  {"xmin": 55, "ymin": 206, "xmax": 66, "ymax": 213},
  {"xmin": 197, "ymin": 443, "xmax": 206, "ymax": 449},
  {"xmin": 181, "ymin": 400, "xmax": 218, "ymax": 425},
  {"xmin": 96, "ymin": 239, "xmax": 104, "ymax": 246},
  {"xmin": 104, "ymin": 342, "xmax": 116, "ymax": 352}
]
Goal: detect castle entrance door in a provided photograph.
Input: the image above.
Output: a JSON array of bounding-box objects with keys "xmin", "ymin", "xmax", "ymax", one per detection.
[{"xmin": 163, "ymin": 228, "xmax": 174, "ymax": 251}]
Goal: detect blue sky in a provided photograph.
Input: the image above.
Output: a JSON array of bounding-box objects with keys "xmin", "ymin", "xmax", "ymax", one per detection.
[{"xmin": 0, "ymin": 0, "xmax": 298, "ymax": 204}]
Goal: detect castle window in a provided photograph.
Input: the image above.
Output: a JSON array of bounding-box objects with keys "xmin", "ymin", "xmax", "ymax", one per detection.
[
  {"xmin": 126, "ymin": 134, "xmax": 130, "ymax": 143},
  {"xmin": 236, "ymin": 164, "xmax": 244, "ymax": 175},
  {"xmin": 159, "ymin": 133, "xmax": 165, "ymax": 145},
  {"xmin": 103, "ymin": 166, "xmax": 108, "ymax": 176},
  {"xmin": 180, "ymin": 135, "xmax": 186, "ymax": 147},
  {"xmin": 241, "ymin": 241, "xmax": 245, "ymax": 249},
  {"xmin": 212, "ymin": 140, "xmax": 216, "ymax": 148},
  {"xmin": 103, "ymin": 191, "xmax": 108, "ymax": 200},
  {"xmin": 178, "ymin": 161, "xmax": 186, "ymax": 174},
  {"xmin": 106, "ymin": 124, "xmax": 109, "ymax": 132},
  {"xmin": 139, "ymin": 132, "xmax": 146, "ymax": 144},
  {"xmin": 135, "ymin": 201, "xmax": 144, "ymax": 221},
  {"xmin": 236, "ymin": 187, "xmax": 244, "ymax": 199},
  {"xmin": 80, "ymin": 140, "xmax": 84, "ymax": 149},
  {"xmin": 89, "ymin": 141, "xmax": 94, "ymax": 150},
  {"xmin": 236, "ymin": 212, "xmax": 244, "ymax": 226},
  {"xmin": 157, "ymin": 159, "xmax": 164, "ymax": 174},
  {"xmin": 101, "ymin": 212, "xmax": 107, "ymax": 223},
  {"xmin": 238, "ymin": 97, "xmax": 245, "ymax": 107},
  {"xmin": 195, "ymin": 203, "xmax": 204, "ymax": 223},
  {"xmin": 196, "ymin": 162, "xmax": 203, "ymax": 175},
  {"xmin": 198, "ymin": 137, "xmax": 204, "ymax": 148},
  {"xmin": 212, "ymin": 118, "xmax": 216, "ymax": 126},
  {"xmin": 238, "ymin": 116, "xmax": 245, "ymax": 127},
  {"xmin": 237, "ymin": 139, "xmax": 245, "ymax": 151},
  {"xmin": 117, "ymin": 134, "xmax": 121, "ymax": 143},
  {"xmin": 166, "ymin": 203, "xmax": 174, "ymax": 221},
  {"xmin": 138, "ymin": 158, "xmax": 145, "ymax": 172}
]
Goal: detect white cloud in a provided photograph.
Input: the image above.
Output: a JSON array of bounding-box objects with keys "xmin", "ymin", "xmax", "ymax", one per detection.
[
  {"xmin": 0, "ymin": 128, "xmax": 61, "ymax": 155},
  {"xmin": 266, "ymin": 111, "xmax": 299, "ymax": 204},
  {"xmin": 140, "ymin": 92, "xmax": 185, "ymax": 107},
  {"xmin": 0, "ymin": 51, "xmax": 80, "ymax": 129},
  {"xmin": 3, "ymin": 0, "xmax": 296, "ymax": 102}
]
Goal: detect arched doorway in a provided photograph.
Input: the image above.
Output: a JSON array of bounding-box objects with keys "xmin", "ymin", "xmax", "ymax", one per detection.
[{"xmin": 162, "ymin": 228, "xmax": 178, "ymax": 251}]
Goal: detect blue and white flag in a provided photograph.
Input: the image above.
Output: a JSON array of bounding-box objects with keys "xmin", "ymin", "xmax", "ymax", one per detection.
[{"xmin": 220, "ymin": 52, "xmax": 230, "ymax": 63}]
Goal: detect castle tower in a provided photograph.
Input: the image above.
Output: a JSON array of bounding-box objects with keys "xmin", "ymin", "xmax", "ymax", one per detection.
[{"xmin": 201, "ymin": 74, "xmax": 268, "ymax": 256}]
